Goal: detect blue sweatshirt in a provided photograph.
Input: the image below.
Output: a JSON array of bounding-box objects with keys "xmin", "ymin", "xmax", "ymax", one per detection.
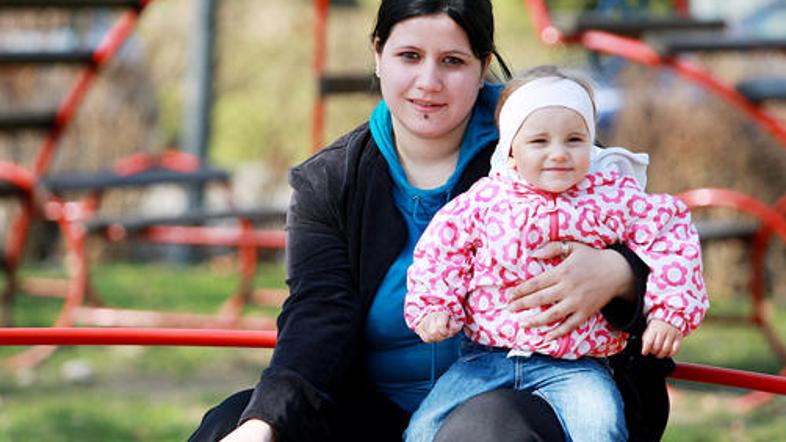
[{"xmin": 364, "ymin": 83, "xmax": 501, "ymax": 412}]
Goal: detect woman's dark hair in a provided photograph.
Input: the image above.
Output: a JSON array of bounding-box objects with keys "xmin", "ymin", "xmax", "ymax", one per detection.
[{"xmin": 371, "ymin": 0, "xmax": 512, "ymax": 80}]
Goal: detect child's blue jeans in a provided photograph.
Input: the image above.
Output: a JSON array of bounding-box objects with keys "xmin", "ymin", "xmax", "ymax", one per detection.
[{"xmin": 405, "ymin": 339, "xmax": 628, "ymax": 442}]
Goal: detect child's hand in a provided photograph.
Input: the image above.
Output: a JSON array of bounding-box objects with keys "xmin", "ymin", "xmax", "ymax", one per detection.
[
  {"xmin": 415, "ymin": 312, "xmax": 461, "ymax": 343},
  {"xmin": 641, "ymin": 319, "xmax": 683, "ymax": 358}
]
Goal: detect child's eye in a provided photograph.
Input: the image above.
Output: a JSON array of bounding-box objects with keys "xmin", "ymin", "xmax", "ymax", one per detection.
[
  {"xmin": 529, "ymin": 138, "xmax": 548, "ymax": 145},
  {"xmin": 568, "ymin": 136, "xmax": 587, "ymax": 144}
]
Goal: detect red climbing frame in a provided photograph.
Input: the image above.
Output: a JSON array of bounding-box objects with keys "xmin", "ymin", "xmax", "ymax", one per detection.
[
  {"xmin": 1, "ymin": 2, "xmax": 153, "ymax": 325},
  {"xmin": 1, "ymin": 0, "xmax": 156, "ymax": 342},
  {"xmin": 1, "ymin": 2, "xmax": 287, "ymax": 370},
  {"xmin": 312, "ymin": 0, "xmax": 331, "ymax": 152},
  {"xmin": 6, "ymin": 150, "xmax": 286, "ymax": 370},
  {"xmin": 310, "ymin": 0, "xmax": 378, "ymax": 153},
  {"xmin": 525, "ymin": 0, "xmax": 786, "ymax": 147},
  {"xmin": 524, "ymin": 0, "xmax": 786, "ymax": 407}
]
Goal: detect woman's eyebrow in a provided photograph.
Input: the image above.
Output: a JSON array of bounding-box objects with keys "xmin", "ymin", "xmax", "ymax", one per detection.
[{"xmin": 443, "ymin": 48, "xmax": 473, "ymax": 57}]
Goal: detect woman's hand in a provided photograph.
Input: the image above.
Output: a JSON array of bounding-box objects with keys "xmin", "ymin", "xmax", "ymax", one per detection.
[
  {"xmin": 220, "ymin": 419, "xmax": 276, "ymax": 442},
  {"xmin": 507, "ymin": 241, "xmax": 635, "ymax": 341}
]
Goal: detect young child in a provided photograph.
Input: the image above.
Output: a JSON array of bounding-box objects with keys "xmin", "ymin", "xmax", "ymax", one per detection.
[{"xmin": 403, "ymin": 65, "xmax": 709, "ymax": 442}]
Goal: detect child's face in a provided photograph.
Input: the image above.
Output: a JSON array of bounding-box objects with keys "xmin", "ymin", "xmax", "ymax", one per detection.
[{"xmin": 510, "ymin": 106, "xmax": 592, "ymax": 193}]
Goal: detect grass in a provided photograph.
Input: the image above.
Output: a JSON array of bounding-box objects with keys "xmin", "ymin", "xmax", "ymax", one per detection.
[{"xmin": 1, "ymin": 261, "xmax": 785, "ymax": 440}]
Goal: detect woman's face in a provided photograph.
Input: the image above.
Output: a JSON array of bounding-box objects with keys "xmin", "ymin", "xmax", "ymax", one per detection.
[{"xmin": 375, "ymin": 13, "xmax": 487, "ymax": 142}]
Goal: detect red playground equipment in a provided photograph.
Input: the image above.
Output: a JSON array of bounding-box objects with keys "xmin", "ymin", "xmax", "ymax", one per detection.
[
  {"xmin": 0, "ymin": 0, "xmax": 286, "ymax": 370},
  {"xmin": 311, "ymin": 0, "xmax": 378, "ymax": 153},
  {"xmin": 523, "ymin": 0, "xmax": 786, "ymax": 407},
  {"xmin": 0, "ymin": 326, "xmax": 785, "ymax": 397}
]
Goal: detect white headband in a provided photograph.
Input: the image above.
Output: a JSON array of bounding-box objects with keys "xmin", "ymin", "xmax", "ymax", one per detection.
[{"xmin": 490, "ymin": 76, "xmax": 596, "ymax": 175}]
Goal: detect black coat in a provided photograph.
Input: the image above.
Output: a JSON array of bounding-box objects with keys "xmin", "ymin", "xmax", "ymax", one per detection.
[{"xmin": 240, "ymin": 123, "xmax": 671, "ymax": 441}]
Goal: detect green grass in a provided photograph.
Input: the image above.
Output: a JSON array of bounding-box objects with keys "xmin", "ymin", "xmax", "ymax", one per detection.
[{"xmin": 1, "ymin": 390, "xmax": 191, "ymax": 441}]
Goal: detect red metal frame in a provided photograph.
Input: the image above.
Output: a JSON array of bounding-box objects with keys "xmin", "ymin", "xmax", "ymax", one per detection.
[
  {"xmin": 0, "ymin": 327, "xmax": 277, "ymax": 349},
  {"xmin": 0, "ymin": 163, "xmax": 37, "ymax": 325},
  {"xmin": 34, "ymin": 8, "xmax": 148, "ymax": 178},
  {"xmin": 2, "ymin": 1, "xmax": 155, "ymax": 329},
  {"xmin": 670, "ymin": 362, "xmax": 786, "ymax": 395},
  {"xmin": 679, "ymin": 188, "xmax": 786, "ymax": 363},
  {"xmin": 27, "ymin": 151, "xmax": 286, "ymax": 340},
  {"xmin": 1, "ymin": 7, "xmax": 287, "ymax": 368},
  {"xmin": 0, "ymin": 326, "xmax": 784, "ymax": 398},
  {"xmin": 524, "ymin": 0, "xmax": 786, "ymax": 148},
  {"xmin": 311, "ymin": 0, "xmax": 330, "ymax": 152},
  {"xmin": 524, "ymin": 0, "xmax": 786, "ymax": 407}
]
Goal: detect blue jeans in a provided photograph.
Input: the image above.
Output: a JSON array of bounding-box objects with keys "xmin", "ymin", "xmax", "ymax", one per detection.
[{"xmin": 405, "ymin": 340, "xmax": 627, "ymax": 442}]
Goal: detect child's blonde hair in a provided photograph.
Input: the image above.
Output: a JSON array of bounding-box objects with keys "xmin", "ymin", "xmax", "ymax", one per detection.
[{"xmin": 494, "ymin": 65, "xmax": 598, "ymax": 129}]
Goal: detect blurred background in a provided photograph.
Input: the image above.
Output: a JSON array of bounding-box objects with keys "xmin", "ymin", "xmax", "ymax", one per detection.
[{"xmin": 0, "ymin": 0, "xmax": 785, "ymax": 440}]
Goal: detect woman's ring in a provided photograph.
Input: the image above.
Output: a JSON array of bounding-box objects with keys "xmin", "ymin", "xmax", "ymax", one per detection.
[{"xmin": 560, "ymin": 241, "xmax": 571, "ymax": 257}]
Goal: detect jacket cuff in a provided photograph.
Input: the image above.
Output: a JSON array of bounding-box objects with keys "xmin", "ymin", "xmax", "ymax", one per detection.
[
  {"xmin": 240, "ymin": 369, "xmax": 331, "ymax": 442},
  {"xmin": 404, "ymin": 304, "xmax": 452, "ymax": 331},
  {"xmin": 648, "ymin": 307, "xmax": 689, "ymax": 335},
  {"xmin": 601, "ymin": 243, "xmax": 649, "ymax": 334}
]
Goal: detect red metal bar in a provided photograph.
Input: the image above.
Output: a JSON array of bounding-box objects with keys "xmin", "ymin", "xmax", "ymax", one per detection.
[
  {"xmin": 581, "ymin": 31, "xmax": 662, "ymax": 66},
  {"xmin": 749, "ymin": 193, "xmax": 786, "ymax": 348},
  {"xmin": 1, "ymin": 327, "xmax": 785, "ymax": 396},
  {"xmin": 525, "ymin": 0, "xmax": 568, "ymax": 44},
  {"xmin": 0, "ymin": 327, "xmax": 277, "ymax": 348},
  {"xmin": 678, "ymin": 188, "xmax": 786, "ymax": 243},
  {"xmin": 751, "ymin": 194, "xmax": 786, "ymax": 294},
  {"xmin": 311, "ymin": 0, "xmax": 331, "ymax": 152},
  {"xmin": 1, "ymin": 165, "xmax": 36, "ymax": 326},
  {"xmin": 114, "ymin": 150, "xmax": 202, "ymax": 176},
  {"xmin": 672, "ymin": 0, "xmax": 690, "ymax": 15},
  {"xmin": 671, "ymin": 362, "xmax": 786, "ymax": 395},
  {"xmin": 52, "ymin": 207, "xmax": 89, "ymax": 328},
  {"xmin": 0, "ymin": 162, "xmax": 35, "ymax": 192}
]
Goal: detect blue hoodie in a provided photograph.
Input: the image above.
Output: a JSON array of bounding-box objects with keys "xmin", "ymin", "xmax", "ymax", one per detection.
[{"xmin": 364, "ymin": 83, "xmax": 501, "ymax": 412}]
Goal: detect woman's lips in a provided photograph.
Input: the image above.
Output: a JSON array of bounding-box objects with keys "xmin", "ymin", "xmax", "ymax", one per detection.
[{"xmin": 409, "ymin": 98, "xmax": 445, "ymax": 112}]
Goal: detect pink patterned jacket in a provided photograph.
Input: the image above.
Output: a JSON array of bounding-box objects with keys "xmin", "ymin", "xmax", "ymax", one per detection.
[{"xmin": 404, "ymin": 169, "xmax": 708, "ymax": 359}]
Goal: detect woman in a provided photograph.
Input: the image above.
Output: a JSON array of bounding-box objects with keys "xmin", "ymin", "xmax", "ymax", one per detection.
[{"xmin": 190, "ymin": 1, "xmax": 664, "ymax": 441}]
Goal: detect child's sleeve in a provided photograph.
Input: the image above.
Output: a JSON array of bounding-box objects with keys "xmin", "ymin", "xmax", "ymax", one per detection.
[
  {"xmin": 404, "ymin": 189, "xmax": 481, "ymax": 332},
  {"xmin": 621, "ymin": 179, "xmax": 709, "ymax": 335}
]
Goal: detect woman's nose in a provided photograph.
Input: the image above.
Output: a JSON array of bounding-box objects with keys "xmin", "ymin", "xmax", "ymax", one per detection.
[{"xmin": 415, "ymin": 60, "xmax": 442, "ymax": 92}]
